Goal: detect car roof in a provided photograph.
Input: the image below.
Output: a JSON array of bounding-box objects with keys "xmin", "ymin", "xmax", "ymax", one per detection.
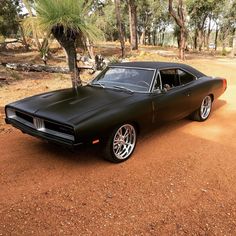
[{"xmin": 111, "ymin": 61, "xmax": 205, "ymax": 78}]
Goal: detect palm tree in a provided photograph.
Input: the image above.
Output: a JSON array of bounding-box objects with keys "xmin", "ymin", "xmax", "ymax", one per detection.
[{"xmin": 36, "ymin": 0, "xmax": 100, "ymax": 88}]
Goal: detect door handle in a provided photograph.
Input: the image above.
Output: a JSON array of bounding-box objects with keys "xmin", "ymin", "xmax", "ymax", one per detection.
[{"xmin": 183, "ymin": 90, "xmax": 191, "ymax": 96}]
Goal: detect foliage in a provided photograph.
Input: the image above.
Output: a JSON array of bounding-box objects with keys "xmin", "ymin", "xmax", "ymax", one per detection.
[
  {"xmin": 0, "ymin": 0, "xmax": 20, "ymax": 37},
  {"xmin": 89, "ymin": 0, "xmax": 118, "ymax": 41},
  {"xmin": 36, "ymin": 0, "xmax": 101, "ymax": 44}
]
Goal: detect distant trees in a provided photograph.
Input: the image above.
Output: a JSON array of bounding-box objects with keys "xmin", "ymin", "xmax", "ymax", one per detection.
[
  {"xmin": 187, "ymin": 0, "xmax": 224, "ymax": 51},
  {"xmin": 218, "ymin": 0, "xmax": 236, "ymax": 54}
]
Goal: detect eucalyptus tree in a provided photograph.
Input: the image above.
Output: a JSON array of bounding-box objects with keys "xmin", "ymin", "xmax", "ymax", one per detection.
[
  {"xmin": 128, "ymin": 0, "xmax": 138, "ymax": 50},
  {"xmin": 36, "ymin": 0, "xmax": 100, "ymax": 88},
  {"xmin": 169, "ymin": 0, "xmax": 187, "ymax": 60},
  {"xmin": 114, "ymin": 0, "xmax": 125, "ymax": 57}
]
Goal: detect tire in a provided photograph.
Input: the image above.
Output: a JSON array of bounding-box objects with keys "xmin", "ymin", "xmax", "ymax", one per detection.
[
  {"xmin": 103, "ymin": 124, "xmax": 137, "ymax": 163},
  {"xmin": 190, "ymin": 95, "xmax": 212, "ymax": 121}
]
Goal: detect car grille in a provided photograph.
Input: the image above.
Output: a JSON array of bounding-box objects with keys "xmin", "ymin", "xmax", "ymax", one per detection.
[{"xmin": 6, "ymin": 108, "xmax": 75, "ymax": 141}]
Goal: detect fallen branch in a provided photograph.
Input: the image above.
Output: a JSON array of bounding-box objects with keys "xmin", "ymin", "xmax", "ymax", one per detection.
[
  {"xmin": 0, "ymin": 39, "xmax": 19, "ymax": 45},
  {"xmin": 1, "ymin": 63, "xmax": 94, "ymax": 74}
]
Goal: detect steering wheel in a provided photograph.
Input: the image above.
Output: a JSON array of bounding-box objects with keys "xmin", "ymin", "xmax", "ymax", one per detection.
[{"xmin": 137, "ymin": 81, "xmax": 149, "ymax": 87}]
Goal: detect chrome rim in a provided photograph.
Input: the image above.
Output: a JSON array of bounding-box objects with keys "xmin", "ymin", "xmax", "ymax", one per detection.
[
  {"xmin": 113, "ymin": 124, "xmax": 136, "ymax": 160},
  {"xmin": 200, "ymin": 96, "xmax": 212, "ymax": 119}
]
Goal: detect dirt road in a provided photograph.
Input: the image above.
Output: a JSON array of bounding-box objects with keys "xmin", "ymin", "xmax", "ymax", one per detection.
[{"xmin": 0, "ymin": 58, "xmax": 236, "ymax": 235}]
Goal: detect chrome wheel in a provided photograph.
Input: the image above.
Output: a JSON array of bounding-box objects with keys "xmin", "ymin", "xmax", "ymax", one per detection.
[
  {"xmin": 200, "ymin": 96, "xmax": 212, "ymax": 120},
  {"xmin": 113, "ymin": 124, "xmax": 136, "ymax": 160}
]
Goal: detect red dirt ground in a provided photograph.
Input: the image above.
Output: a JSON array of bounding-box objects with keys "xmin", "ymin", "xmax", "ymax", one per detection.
[{"xmin": 0, "ymin": 53, "xmax": 236, "ymax": 235}]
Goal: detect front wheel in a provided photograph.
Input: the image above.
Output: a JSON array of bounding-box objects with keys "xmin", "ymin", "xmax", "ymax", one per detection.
[
  {"xmin": 190, "ymin": 95, "xmax": 212, "ymax": 121},
  {"xmin": 104, "ymin": 124, "xmax": 137, "ymax": 163}
]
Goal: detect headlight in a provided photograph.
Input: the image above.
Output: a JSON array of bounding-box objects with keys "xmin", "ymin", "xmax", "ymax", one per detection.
[{"xmin": 6, "ymin": 108, "xmax": 16, "ymax": 118}]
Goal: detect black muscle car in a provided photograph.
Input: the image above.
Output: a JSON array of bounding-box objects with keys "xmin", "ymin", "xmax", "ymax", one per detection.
[{"xmin": 5, "ymin": 62, "xmax": 227, "ymax": 163}]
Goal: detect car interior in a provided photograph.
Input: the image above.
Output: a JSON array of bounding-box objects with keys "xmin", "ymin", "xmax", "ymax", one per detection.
[{"xmin": 159, "ymin": 69, "xmax": 196, "ymax": 90}]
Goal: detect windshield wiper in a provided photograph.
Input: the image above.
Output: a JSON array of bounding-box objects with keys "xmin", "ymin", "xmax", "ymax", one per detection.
[
  {"xmin": 112, "ymin": 85, "xmax": 134, "ymax": 93},
  {"xmin": 91, "ymin": 82, "xmax": 105, "ymax": 88}
]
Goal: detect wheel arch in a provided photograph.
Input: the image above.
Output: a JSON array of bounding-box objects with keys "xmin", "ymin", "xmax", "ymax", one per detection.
[
  {"xmin": 129, "ymin": 121, "xmax": 140, "ymax": 135},
  {"xmin": 209, "ymin": 93, "xmax": 214, "ymax": 102}
]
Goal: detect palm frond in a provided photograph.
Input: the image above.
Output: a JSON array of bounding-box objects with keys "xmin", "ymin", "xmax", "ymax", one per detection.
[
  {"xmin": 36, "ymin": 0, "xmax": 103, "ymax": 41},
  {"xmin": 22, "ymin": 16, "xmax": 45, "ymax": 38}
]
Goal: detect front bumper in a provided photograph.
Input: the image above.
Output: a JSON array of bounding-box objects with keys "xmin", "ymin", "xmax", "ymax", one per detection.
[{"xmin": 5, "ymin": 118, "xmax": 83, "ymax": 147}]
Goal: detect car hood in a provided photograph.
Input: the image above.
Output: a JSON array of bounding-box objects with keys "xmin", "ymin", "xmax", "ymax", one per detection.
[{"xmin": 9, "ymin": 86, "xmax": 133, "ymax": 126}]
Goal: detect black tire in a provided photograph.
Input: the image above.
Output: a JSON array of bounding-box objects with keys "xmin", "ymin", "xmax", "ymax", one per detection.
[
  {"xmin": 103, "ymin": 124, "xmax": 137, "ymax": 163},
  {"xmin": 190, "ymin": 95, "xmax": 212, "ymax": 121}
]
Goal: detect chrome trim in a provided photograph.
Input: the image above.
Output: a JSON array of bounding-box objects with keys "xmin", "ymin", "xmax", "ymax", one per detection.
[
  {"xmin": 148, "ymin": 69, "xmax": 158, "ymax": 93},
  {"xmin": 110, "ymin": 66, "xmax": 156, "ymax": 71},
  {"xmin": 6, "ymin": 108, "xmax": 75, "ymax": 141},
  {"xmin": 33, "ymin": 117, "xmax": 45, "ymax": 131},
  {"xmin": 150, "ymin": 70, "xmax": 162, "ymax": 93}
]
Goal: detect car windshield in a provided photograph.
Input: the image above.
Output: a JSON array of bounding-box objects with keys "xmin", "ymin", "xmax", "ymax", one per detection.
[{"xmin": 91, "ymin": 67, "xmax": 155, "ymax": 92}]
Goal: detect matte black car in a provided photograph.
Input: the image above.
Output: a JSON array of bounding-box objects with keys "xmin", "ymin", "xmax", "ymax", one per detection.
[{"xmin": 5, "ymin": 62, "xmax": 227, "ymax": 163}]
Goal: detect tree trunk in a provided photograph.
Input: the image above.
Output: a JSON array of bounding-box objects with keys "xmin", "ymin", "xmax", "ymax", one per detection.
[
  {"xmin": 161, "ymin": 29, "xmax": 165, "ymax": 46},
  {"xmin": 140, "ymin": 30, "xmax": 146, "ymax": 45},
  {"xmin": 231, "ymin": 31, "xmax": 236, "ymax": 57},
  {"xmin": 64, "ymin": 42, "xmax": 81, "ymax": 88},
  {"xmin": 169, "ymin": 0, "xmax": 187, "ymax": 60},
  {"xmin": 194, "ymin": 28, "xmax": 198, "ymax": 50},
  {"xmin": 114, "ymin": 0, "xmax": 125, "ymax": 58},
  {"xmin": 179, "ymin": 27, "xmax": 186, "ymax": 60},
  {"xmin": 153, "ymin": 29, "xmax": 156, "ymax": 46},
  {"xmin": 222, "ymin": 38, "xmax": 226, "ymax": 53},
  {"xmin": 128, "ymin": 0, "xmax": 138, "ymax": 50},
  {"xmin": 206, "ymin": 16, "xmax": 212, "ymax": 51},
  {"xmin": 147, "ymin": 29, "xmax": 151, "ymax": 45},
  {"xmin": 52, "ymin": 26, "xmax": 82, "ymax": 88},
  {"xmin": 215, "ymin": 26, "xmax": 219, "ymax": 51},
  {"xmin": 86, "ymin": 38, "xmax": 95, "ymax": 59},
  {"xmin": 198, "ymin": 29, "xmax": 204, "ymax": 51},
  {"xmin": 19, "ymin": 25, "xmax": 29, "ymax": 51}
]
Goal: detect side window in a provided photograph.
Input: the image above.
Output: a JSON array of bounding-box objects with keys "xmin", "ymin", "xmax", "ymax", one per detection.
[
  {"xmin": 160, "ymin": 69, "xmax": 180, "ymax": 90},
  {"xmin": 177, "ymin": 69, "xmax": 196, "ymax": 85}
]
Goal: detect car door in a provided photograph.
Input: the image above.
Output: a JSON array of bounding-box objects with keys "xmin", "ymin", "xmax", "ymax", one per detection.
[{"xmin": 151, "ymin": 69, "xmax": 193, "ymax": 123}]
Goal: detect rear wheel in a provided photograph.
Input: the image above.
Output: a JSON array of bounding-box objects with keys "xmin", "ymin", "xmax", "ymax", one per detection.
[
  {"xmin": 104, "ymin": 124, "xmax": 137, "ymax": 163},
  {"xmin": 190, "ymin": 95, "xmax": 212, "ymax": 121}
]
